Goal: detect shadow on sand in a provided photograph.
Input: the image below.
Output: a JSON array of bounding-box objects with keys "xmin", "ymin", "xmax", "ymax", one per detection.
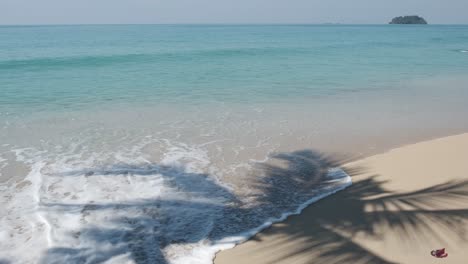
[
  {"xmin": 226, "ymin": 153, "xmax": 468, "ymax": 264},
  {"xmin": 37, "ymin": 150, "xmax": 468, "ymax": 264}
]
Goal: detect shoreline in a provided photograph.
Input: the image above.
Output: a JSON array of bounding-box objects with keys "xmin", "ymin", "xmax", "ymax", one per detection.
[
  {"xmin": 2, "ymin": 24, "xmax": 468, "ymax": 264},
  {"xmin": 214, "ymin": 132, "xmax": 468, "ymax": 264},
  {"xmin": 1, "ymin": 129, "xmax": 467, "ymax": 263}
]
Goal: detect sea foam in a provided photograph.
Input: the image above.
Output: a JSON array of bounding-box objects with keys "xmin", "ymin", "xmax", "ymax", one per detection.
[{"xmin": 0, "ymin": 137, "xmax": 351, "ymax": 264}]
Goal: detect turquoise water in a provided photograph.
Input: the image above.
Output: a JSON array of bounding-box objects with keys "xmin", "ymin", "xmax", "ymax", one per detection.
[
  {"xmin": 1, "ymin": 25, "xmax": 468, "ymax": 114},
  {"xmin": 1, "ymin": 25, "xmax": 468, "ymax": 264}
]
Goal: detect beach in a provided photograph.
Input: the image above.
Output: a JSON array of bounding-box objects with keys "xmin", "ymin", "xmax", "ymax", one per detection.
[
  {"xmin": 1, "ymin": 25, "xmax": 468, "ymax": 263},
  {"xmin": 215, "ymin": 133, "xmax": 468, "ymax": 264}
]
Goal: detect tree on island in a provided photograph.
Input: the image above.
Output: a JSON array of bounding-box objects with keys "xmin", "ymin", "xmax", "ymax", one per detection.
[{"xmin": 389, "ymin": 15, "xmax": 428, "ymax": 24}]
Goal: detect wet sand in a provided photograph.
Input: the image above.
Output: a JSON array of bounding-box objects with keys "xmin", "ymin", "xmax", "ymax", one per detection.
[{"xmin": 215, "ymin": 133, "xmax": 468, "ymax": 264}]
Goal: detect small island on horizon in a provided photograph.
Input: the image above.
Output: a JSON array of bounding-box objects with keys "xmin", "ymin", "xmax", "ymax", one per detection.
[{"xmin": 389, "ymin": 15, "xmax": 428, "ymax": 24}]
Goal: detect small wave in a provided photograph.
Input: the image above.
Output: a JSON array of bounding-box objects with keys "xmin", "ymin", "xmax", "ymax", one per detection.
[
  {"xmin": 460, "ymin": 50, "xmax": 468, "ymax": 53},
  {"xmin": 173, "ymin": 168, "xmax": 351, "ymax": 264},
  {"xmin": 0, "ymin": 47, "xmax": 306, "ymax": 71},
  {"xmin": 0, "ymin": 53, "xmax": 150, "ymax": 71},
  {"xmin": 0, "ymin": 139, "xmax": 352, "ymax": 264}
]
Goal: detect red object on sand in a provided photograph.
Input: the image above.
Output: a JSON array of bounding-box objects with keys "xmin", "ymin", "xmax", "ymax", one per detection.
[{"xmin": 431, "ymin": 248, "xmax": 448, "ymax": 258}]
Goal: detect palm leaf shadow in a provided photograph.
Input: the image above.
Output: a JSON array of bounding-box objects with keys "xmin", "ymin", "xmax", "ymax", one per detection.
[
  {"xmin": 38, "ymin": 149, "xmax": 468, "ymax": 264},
  {"xmin": 245, "ymin": 151, "xmax": 468, "ymax": 264}
]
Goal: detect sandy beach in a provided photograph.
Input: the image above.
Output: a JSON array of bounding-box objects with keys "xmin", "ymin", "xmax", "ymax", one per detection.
[
  {"xmin": 215, "ymin": 133, "xmax": 468, "ymax": 264},
  {"xmin": 2, "ymin": 24, "xmax": 468, "ymax": 264}
]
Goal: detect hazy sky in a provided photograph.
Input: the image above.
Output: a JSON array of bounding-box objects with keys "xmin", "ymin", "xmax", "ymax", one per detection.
[{"xmin": 1, "ymin": 0, "xmax": 468, "ymax": 25}]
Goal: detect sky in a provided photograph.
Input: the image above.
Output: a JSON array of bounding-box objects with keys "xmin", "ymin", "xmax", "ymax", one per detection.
[{"xmin": 1, "ymin": 0, "xmax": 468, "ymax": 25}]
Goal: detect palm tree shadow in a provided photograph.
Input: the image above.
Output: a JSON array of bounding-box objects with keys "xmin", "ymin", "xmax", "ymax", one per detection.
[
  {"xmin": 41, "ymin": 165, "xmax": 238, "ymax": 264},
  {"xmin": 242, "ymin": 151, "xmax": 468, "ymax": 264},
  {"xmin": 38, "ymin": 149, "xmax": 468, "ymax": 264}
]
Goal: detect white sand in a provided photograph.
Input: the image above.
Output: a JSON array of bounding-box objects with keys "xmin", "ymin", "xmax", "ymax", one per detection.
[{"xmin": 215, "ymin": 133, "xmax": 468, "ymax": 264}]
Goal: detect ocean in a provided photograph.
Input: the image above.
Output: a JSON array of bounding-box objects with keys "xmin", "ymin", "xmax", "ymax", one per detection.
[{"xmin": 1, "ymin": 24, "xmax": 468, "ymax": 264}]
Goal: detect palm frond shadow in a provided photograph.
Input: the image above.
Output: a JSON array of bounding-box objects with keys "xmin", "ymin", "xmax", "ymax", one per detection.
[
  {"xmin": 246, "ymin": 152, "xmax": 468, "ymax": 264},
  {"xmin": 39, "ymin": 149, "xmax": 468, "ymax": 264}
]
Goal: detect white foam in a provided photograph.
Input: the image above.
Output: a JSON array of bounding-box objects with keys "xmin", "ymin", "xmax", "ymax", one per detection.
[
  {"xmin": 0, "ymin": 139, "xmax": 352, "ymax": 264},
  {"xmin": 166, "ymin": 168, "xmax": 351, "ymax": 264},
  {"xmin": 0, "ymin": 140, "xmax": 224, "ymax": 263},
  {"xmin": 0, "ymin": 159, "xmax": 49, "ymax": 263},
  {"xmin": 0, "ymin": 155, "xmax": 7, "ymax": 178}
]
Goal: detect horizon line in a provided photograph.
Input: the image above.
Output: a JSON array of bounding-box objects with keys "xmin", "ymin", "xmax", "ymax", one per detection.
[{"xmin": 1, "ymin": 22, "xmax": 468, "ymax": 27}]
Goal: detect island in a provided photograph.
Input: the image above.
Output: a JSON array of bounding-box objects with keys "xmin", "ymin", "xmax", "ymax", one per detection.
[{"xmin": 389, "ymin": 16, "xmax": 428, "ymax": 24}]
